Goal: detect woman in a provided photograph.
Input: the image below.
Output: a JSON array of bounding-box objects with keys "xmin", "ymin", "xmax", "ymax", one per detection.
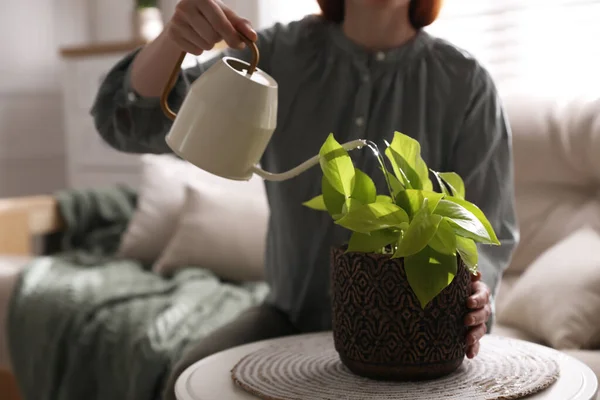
[{"xmin": 92, "ymin": 0, "xmax": 519, "ymax": 398}]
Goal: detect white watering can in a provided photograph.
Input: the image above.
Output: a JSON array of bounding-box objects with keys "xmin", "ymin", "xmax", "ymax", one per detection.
[{"xmin": 160, "ymin": 32, "xmax": 366, "ymax": 181}]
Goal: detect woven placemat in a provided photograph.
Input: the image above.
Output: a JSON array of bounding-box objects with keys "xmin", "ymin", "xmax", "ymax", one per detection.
[{"xmin": 231, "ymin": 333, "xmax": 560, "ymax": 400}]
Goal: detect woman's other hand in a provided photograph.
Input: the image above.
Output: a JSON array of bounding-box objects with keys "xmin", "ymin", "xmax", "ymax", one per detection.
[
  {"xmin": 166, "ymin": 0, "xmax": 257, "ymax": 55},
  {"xmin": 465, "ymin": 271, "xmax": 492, "ymax": 358}
]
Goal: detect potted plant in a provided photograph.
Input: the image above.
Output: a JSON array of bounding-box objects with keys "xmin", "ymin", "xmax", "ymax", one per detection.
[
  {"xmin": 303, "ymin": 131, "xmax": 500, "ymax": 381},
  {"xmin": 134, "ymin": 0, "xmax": 164, "ymax": 42}
]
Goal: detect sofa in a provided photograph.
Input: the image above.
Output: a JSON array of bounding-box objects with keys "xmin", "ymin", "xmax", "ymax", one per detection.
[
  {"xmin": 491, "ymin": 94, "xmax": 600, "ymax": 385},
  {"xmin": 0, "ymin": 93, "xmax": 599, "ymax": 399}
]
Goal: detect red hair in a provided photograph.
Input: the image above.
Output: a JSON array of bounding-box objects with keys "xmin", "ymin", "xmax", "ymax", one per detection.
[{"xmin": 316, "ymin": 0, "xmax": 444, "ymax": 29}]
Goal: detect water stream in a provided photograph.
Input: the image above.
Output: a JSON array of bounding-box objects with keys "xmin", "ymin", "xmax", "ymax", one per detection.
[{"xmin": 365, "ymin": 140, "xmax": 395, "ymax": 198}]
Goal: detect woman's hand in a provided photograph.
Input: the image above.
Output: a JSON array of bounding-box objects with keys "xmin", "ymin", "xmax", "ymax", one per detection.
[
  {"xmin": 465, "ymin": 271, "xmax": 492, "ymax": 358},
  {"xmin": 166, "ymin": 0, "xmax": 257, "ymax": 55}
]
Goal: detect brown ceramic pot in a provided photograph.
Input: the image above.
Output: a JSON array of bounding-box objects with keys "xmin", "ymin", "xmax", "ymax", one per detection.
[{"xmin": 331, "ymin": 246, "xmax": 471, "ymax": 381}]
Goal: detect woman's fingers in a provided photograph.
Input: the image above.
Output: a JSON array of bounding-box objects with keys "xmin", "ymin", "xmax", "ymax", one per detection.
[
  {"xmin": 467, "ymin": 281, "xmax": 490, "ymax": 309},
  {"xmin": 167, "ymin": 19, "xmax": 212, "ymax": 54},
  {"xmin": 184, "ymin": 7, "xmax": 221, "ymax": 47},
  {"xmin": 168, "ymin": 0, "xmax": 257, "ymax": 54},
  {"xmin": 222, "ymin": 5, "xmax": 257, "ymax": 42},
  {"xmin": 466, "ymin": 340, "xmax": 480, "ymax": 359},
  {"xmin": 465, "ymin": 304, "xmax": 492, "ymax": 327},
  {"xmin": 170, "ymin": 3, "xmax": 216, "ymax": 52},
  {"xmin": 197, "ymin": 0, "xmax": 245, "ymax": 49},
  {"xmin": 466, "ymin": 322, "xmax": 487, "ymax": 346}
]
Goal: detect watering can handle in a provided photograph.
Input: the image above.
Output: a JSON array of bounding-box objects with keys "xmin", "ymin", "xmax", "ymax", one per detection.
[{"xmin": 160, "ymin": 32, "xmax": 260, "ymax": 121}]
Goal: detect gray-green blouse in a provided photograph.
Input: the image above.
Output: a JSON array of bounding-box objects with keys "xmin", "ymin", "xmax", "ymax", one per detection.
[{"xmin": 91, "ymin": 15, "xmax": 519, "ymax": 332}]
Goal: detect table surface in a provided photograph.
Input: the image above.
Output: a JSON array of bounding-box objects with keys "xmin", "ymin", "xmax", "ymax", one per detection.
[{"xmin": 175, "ymin": 333, "xmax": 599, "ymax": 400}]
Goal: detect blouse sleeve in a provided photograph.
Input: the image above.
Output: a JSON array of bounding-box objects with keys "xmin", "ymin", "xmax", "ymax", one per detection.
[
  {"xmin": 90, "ymin": 27, "xmax": 278, "ymax": 154},
  {"xmin": 450, "ymin": 65, "xmax": 520, "ymax": 331}
]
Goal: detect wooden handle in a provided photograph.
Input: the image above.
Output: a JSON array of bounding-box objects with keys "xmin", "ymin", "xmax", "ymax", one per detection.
[{"xmin": 160, "ymin": 32, "xmax": 260, "ymax": 121}]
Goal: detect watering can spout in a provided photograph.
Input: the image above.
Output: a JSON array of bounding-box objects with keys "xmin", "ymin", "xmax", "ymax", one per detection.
[
  {"xmin": 159, "ymin": 31, "xmax": 366, "ymax": 182},
  {"xmin": 248, "ymin": 139, "xmax": 368, "ymax": 182}
]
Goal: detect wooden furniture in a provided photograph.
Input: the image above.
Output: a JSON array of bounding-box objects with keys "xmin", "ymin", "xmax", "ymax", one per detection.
[
  {"xmin": 175, "ymin": 333, "xmax": 600, "ymax": 400},
  {"xmin": 0, "ymin": 195, "xmax": 64, "ymax": 400},
  {"xmin": 0, "ymin": 195, "xmax": 63, "ymax": 255}
]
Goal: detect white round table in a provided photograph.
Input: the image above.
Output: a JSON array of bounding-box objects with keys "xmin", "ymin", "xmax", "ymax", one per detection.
[{"xmin": 175, "ymin": 333, "xmax": 599, "ymax": 400}]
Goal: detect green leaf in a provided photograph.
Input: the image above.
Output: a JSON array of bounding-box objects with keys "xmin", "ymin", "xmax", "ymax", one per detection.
[
  {"xmin": 376, "ymin": 195, "xmax": 394, "ymax": 203},
  {"xmin": 319, "ymin": 133, "xmax": 355, "ymax": 197},
  {"xmin": 370, "ymin": 146, "xmax": 404, "ymax": 197},
  {"xmin": 347, "ymin": 229, "xmax": 400, "ymax": 253},
  {"xmin": 439, "ymin": 172, "xmax": 465, "ymax": 199},
  {"xmin": 385, "ymin": 146, "xmax": 419, "ymax": 189},
  {"xmin": 351, "ymin": 168, "xmax": 377, "ymax": 204},
  {"xmin": 430, "ymin": 170, "xmax": 451, "ymax": 196},
  {"xmin": 395, "ymin": 189, "xmax": 445, "ymax": 219},
  {"xmin": 386, "ymin": 169, "xmax": 405, "ymax": 195},
  {"xmin": 443, "ymin": 197, "xmax": 500, "ymax": 245},
  {"xmin": 428, "ymin": 218, "xmax": 457, "ymax": 256},
  {"xmin": 434, "ymin": 200, "xmax": 495, "ymax": 244},
  {"xmin": 384, "ymin": 132, "xmax": 432, "ymax": 190},
  {"xmin": 322, "ymin": 175, "xmax": 345, "ymax": 218},
  {"xmin": 335, "ymin": 201, "xmax": 409, "ymax": 234},
  {"xmin": 342, "ymin": 197, "xmax": 363, "ymax": 214},
  {"xmin": 393, "ymin": 199, "xmax": 443, "ymax": 258},
  {"xmin": 422, "ymin": 176, "xmax": 434, "ymax": 192},
  {"xmin": 302, "ymin": 195, "xmax": 327, "ymax": 211},
  {"xmin": 378, "ymin": 166, "xmax": 404, "ymax": 197},
  {"xmin": 456, "ymin": 236, "xmax": 478, "ymax": 274},
  {"xmin": 404, "ymin": 246, "xmax": 458, "ymax": 309}
]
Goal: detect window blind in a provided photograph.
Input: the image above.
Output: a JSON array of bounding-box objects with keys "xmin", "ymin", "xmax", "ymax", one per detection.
[
  {"xmin": 251, "ymin": 0, "xmax": 599, "ymax": 96},
  {"xmin": 426, "ymin": 0, "xmax": 600, "ymax": 96},
  {"xmin": 257, "ymin": 0, "xmax": 320, "ymax": 27}
]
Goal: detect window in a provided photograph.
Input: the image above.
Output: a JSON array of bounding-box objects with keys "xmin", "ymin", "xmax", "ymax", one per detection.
[
  {"xmin": 426, "ymin": 0, "xmax": 600, "ymax": 97},
  {"xmin": 201, "ymin": 0, "xmax": 600, "ymax": 98},
  {"xmin": 257, "ymin": 0, "xmax": 321, "ymax": 28}
]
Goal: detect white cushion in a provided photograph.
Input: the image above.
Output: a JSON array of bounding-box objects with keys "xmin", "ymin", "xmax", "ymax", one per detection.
[
  {"xmin": 117, "ymin": 155, "xmax": 192, "ymax": 264},
  {"xmin": 153, "ymin": 181, "xmax": 269, "ymax": 282},
  {"xmin": 494, "ymin": 273, "xmax": 520, "ymax": 317},
  {"xmin": 503, "ymin": 95, "xmax": 600, "ymax": 274},
  {"xmin": 505, "ymin": 95, "xmax": 600, "ymax": 186},
  {"xmin": 118, "ymin": 154, "xmax": 268, "ymax": 265},
  {"xmin": 497, "ymin": 226, "xmax": 600, "ymax": 350},
  {"xmin": 491, "ymin": 324, "xmax": 539, "ymax": 343}
]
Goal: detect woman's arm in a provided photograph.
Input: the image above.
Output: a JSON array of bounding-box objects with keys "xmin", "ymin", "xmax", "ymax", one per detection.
[
  {"xmin": 129, "ymin": 0, "xmax": 257, "ymax": 98},
  {"xmin": 89, "ymin": 44, "xmax": 213, "ymax": 155},
  {"xmin": 129, "ymin": 30, "xmax": 191, "ymax": 99},
  {"xmin": 90, "ymin": 1, "xmax": 277, "ymax": 155},
  {"xmin": 450, "ymin": 65, "xmax": 520, "ymax": 331},
  {"xmin": 89, "ymin": 31, "xmax": 274, "ymax": 155}
]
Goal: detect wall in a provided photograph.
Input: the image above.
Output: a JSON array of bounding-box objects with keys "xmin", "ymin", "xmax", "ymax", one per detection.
[
  {"xmin": 160, "ymin": 0, "xmax": 262, "ymax": 27},
  {"xmin": 0, "ymin": 0, "xmax": 317, "ymax": 198},
  {"xmin": 0, "ymin": 0, "xmax": 258, "ymax": 198},
  {"xmin": 160, "ymin": 0, "xmax": 319, "ymax": 29},
  {"xmin": 0, "ymin": 0, "xmax": 66, "ymax": 197}
]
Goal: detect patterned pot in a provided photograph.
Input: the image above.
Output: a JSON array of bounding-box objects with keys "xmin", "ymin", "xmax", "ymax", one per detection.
[{"xmin": 331, "ymin": 246, "xmax": 471, "ymax": 381}]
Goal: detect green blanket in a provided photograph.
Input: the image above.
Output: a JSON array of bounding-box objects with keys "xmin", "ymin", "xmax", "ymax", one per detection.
[{"xmin": 8, "ymin": 186, "xmax": 269, "ymax": 400}]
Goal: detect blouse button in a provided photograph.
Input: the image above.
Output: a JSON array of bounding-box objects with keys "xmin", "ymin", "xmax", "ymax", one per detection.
[
  {"xmin": 375, "ymin": 51, "xmax": 386, "ymax": 61},
  {"xmin": 355, "ymin": 117, "xmax": 365, "ymax": 127}
]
